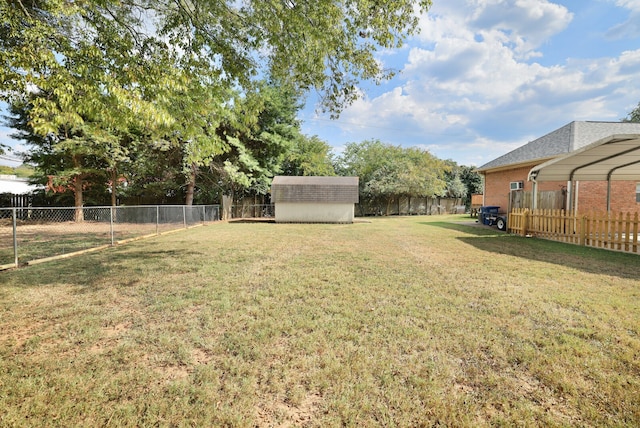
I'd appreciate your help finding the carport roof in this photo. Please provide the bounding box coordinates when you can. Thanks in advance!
[527,134,640,182]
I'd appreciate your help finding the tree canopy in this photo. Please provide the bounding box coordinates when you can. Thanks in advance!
[1,0,432,115]
[623,102,640,123]
[1,0,432,208]
[337,140,449,215]
[2,0,489,217]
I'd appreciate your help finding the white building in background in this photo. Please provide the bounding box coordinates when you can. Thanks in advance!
[0,175,40,195]
[271,176,359,223]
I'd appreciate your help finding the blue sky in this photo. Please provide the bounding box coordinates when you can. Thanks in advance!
[299,0,640,167]
[2,0,640,168]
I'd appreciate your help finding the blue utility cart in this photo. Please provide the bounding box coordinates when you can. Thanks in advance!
[480,206,507,231]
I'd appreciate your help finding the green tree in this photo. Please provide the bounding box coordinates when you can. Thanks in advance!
[402,147,448,199]
[442,160,467,200]
[158,72,231,205]
[204,83,304,202]
[623,102,640,122]
[337,139,394,214]
[338,140,447,215]
[118,139,186,204]
[2,1,178,213]
[2,0,432,120]
[443,161,483,207]
[6,99,114,216]
[281,135,336,177]
[2,0,432,208]
[459,164,484,207]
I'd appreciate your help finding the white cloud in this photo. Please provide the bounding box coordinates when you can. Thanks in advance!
[417,0,572,58]
[327,1,640,166]
[614,0,640,10]
[414,135,528,166]
[606,0,640,39]
[391,0,578,124]
[302,2,640,167]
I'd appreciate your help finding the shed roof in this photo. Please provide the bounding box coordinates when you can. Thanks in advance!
[528,134,640,182]
[271,176,359,203]
[477,121,640,172]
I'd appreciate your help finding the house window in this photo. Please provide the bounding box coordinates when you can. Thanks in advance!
[510,181,524,191]
[637,183,640,203]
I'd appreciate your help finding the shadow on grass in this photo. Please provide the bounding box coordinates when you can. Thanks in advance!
[424,221,640,281]
[419,220,502,237]
[1,248,204,289]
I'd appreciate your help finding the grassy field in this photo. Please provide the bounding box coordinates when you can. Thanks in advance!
[1,215,639,426]
[0,221,187,267]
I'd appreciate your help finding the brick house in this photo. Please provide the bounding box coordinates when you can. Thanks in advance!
[476,121,640,215]
[270,176,359,223]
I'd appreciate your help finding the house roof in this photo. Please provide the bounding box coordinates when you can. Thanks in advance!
[271,176,359,203]
[477,121,640,172]
[528,134,640,182]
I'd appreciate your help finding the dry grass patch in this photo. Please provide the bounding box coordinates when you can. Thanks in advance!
[1,215,639,426]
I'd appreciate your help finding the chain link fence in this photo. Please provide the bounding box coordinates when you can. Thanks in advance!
[0,205,220,269]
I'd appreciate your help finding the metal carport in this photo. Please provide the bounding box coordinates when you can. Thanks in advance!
[527,134,640,212]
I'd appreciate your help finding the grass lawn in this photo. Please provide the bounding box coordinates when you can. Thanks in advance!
[1,215,639,426]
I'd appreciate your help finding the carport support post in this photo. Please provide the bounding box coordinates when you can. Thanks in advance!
[574,181,580,215]
[12,208,18,268]
[606,178,612,213]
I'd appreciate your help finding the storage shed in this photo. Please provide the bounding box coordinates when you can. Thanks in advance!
[271,176,359,223]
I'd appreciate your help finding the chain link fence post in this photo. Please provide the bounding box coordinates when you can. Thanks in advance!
[110,206,115,246]
[183,206,187,228]
[12,208,18,268]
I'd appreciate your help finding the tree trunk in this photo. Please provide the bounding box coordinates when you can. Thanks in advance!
[110,168,117,207]
[74,176,84,223]
[185,163,197,206]
[72,154,84,222]
[222,195,233,220]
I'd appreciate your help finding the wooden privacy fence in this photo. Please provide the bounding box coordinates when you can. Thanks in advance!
[509,190,565,211]
[508,209,639,254]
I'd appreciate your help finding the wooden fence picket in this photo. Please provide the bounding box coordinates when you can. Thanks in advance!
[633,212,639,253]
[506,208,639,255]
